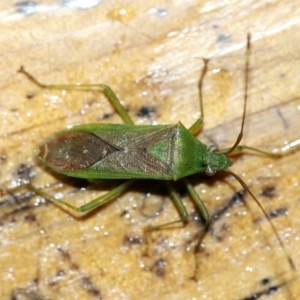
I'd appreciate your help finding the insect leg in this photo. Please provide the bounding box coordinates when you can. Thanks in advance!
[100,85,134,124]
[183,177,210,280]
[143,179,209,277]
[18,67,138,211]
[223,140,300,157]
[182,178,209,252]
[143,181,188,255]
[165,181,189,222]
[143,179,207,239]
[222,145,280,156]
[18,67,134,125]
[145,181,189,232]
[30,179,136,214]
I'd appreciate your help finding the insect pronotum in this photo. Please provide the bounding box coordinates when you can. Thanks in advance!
[18,34,295,273]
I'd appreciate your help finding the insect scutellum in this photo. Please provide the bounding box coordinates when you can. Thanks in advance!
[17,33,295,275]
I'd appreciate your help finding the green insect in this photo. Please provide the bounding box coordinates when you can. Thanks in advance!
[18,34,294,272]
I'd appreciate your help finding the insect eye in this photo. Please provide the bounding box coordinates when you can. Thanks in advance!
[208,144,218,152]
[206,165,216,176]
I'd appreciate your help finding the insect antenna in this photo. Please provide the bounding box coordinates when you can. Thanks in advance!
[220,33,295,271]
[226,169,295,271]
[223,33,250,155]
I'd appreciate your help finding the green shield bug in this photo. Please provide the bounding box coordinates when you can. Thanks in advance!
[18,34,295,274]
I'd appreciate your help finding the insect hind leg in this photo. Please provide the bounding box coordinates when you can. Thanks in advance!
[18,66,134,125]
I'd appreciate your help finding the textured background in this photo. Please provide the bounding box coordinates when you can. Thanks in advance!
[1,0,300,299]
